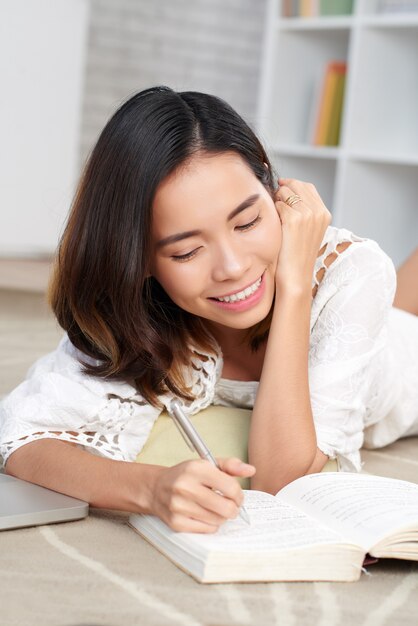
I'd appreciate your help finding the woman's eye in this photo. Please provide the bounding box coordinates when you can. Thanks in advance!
[170,216,261,262]
[171,248,200,262]
[236,215,262,231]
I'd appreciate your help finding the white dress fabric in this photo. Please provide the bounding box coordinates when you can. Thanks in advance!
[1,226,417,472]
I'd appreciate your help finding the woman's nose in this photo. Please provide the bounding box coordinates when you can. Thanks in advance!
[211,241,250,282]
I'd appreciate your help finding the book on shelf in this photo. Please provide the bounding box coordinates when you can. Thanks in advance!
[129,472,418,584]
[309,61,346,146]
[282,0,354,18]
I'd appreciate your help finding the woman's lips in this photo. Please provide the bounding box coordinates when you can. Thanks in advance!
[208,271,266,312]
[210,274,263,300]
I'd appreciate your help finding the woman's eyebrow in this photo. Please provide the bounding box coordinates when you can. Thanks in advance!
[156,193,260,249]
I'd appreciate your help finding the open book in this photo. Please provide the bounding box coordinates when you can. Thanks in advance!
[129,472,418,583]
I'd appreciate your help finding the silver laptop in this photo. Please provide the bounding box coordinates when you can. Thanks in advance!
[0,472,88,530]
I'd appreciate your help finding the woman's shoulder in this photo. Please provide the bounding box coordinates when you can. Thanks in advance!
[310,226,397,333]
[314,225,396,288]
[318,225,388,260]
[6,334,140,403]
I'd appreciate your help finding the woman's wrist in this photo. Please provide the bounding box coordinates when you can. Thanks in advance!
[122,461,165,515]
[274,279,313,304]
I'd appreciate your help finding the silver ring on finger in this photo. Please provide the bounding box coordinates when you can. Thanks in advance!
[285,194,302,207]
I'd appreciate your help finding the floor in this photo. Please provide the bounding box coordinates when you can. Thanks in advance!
[0,289,63,397]
[0,257,51,293]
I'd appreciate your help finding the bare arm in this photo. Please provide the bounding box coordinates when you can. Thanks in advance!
[249,288,327,493]
[249,178,331,493]
[394,247,418,315]
[5,439,160,513]
[5,438,255,532]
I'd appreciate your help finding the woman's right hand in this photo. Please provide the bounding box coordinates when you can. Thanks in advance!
[274,178,332,294]
[149,457,256,533]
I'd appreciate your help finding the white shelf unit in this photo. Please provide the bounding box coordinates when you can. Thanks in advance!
[257,0,418,267]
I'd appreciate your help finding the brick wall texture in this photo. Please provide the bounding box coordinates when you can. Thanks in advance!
[79,0,267,164]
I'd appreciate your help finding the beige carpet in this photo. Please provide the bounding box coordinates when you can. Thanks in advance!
[1,288,418,626]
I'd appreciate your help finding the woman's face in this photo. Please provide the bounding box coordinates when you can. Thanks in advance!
[150,152,282,335]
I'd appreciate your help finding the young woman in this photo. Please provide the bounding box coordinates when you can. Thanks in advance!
[1,86,418,534]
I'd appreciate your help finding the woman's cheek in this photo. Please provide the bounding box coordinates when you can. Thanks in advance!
[260,217,281,257]
[167,263,203,303]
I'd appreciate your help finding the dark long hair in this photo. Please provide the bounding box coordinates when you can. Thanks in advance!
[49,86,276,407]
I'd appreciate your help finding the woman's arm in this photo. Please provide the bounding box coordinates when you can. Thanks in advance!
[248,178,331,494]
[1,340,255,532]
[394,247,418,315]
[5,438,255,532]
[249,287,328,493]
[5,438,159,511]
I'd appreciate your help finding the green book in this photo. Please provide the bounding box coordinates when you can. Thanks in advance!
[320,0,354,15]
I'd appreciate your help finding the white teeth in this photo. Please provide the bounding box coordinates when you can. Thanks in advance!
[216,276,262,303]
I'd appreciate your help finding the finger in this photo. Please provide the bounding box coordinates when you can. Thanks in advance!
[279,178,325,207]
[276,184,305,210]
[199,462,244,505]
[196,488,240,521]
[216,457,256,477]
[278,177,304,188]
[177,459,243,505]
[167,513,220,534]
[278,177,301,190]
[170,492,237,525]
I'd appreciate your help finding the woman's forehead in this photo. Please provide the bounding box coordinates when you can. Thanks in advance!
[152,152,260,230]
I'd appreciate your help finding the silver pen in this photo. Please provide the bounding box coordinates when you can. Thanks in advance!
[168,398,251,525]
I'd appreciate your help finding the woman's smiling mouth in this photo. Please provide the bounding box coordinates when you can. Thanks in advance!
[210,275,263,302]
[208,272,266,311]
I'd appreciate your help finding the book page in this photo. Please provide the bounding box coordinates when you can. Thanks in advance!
[278,473,418,550]
[177,490,346,553]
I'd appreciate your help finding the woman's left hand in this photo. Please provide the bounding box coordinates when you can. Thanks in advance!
[274,177,332,294]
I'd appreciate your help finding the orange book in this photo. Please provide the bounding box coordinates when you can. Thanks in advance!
[314,61,347,146]
[299,0,312,17]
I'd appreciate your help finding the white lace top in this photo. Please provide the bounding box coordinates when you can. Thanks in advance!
[1,226,418,472]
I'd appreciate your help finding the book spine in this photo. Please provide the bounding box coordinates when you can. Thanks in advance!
[320,0,354,15]
[284,0,299,17]
[325,69,346,146]
[299,0,312,17]
[313,63,339,145]
[311,0,320,16]
[281,0,293,17]
[306,69,324,144]
[292,0,355,17]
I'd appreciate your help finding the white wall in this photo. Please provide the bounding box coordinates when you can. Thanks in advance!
[0,0,90,257]
[80,0,266,162]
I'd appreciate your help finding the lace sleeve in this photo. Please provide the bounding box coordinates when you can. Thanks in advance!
[308,239,397,472]
[0,336,163,466]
